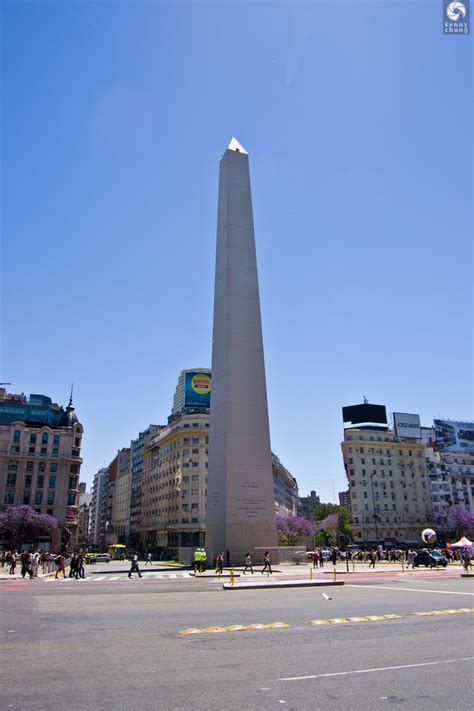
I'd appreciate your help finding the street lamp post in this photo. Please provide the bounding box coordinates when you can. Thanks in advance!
[369,474,379,544]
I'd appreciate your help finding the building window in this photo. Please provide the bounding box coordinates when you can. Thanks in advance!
[28,447,35,454]
[35,491,43,505]
[191,518,198,523]
[39,462,46,472]
[23,491,31,504]
[49,475,56,489]
[192,475,199,481]
[192,437,199,444]
[8,460,18,471]
[50,463,58,473]
[53,434,60,446]
[25,475,32,488]
[52,448,59,457]
[74,437,81,447]
[4,490,15,504]
[37,475,44,488]
[42,432,49,444]
[183,462,189,468]
[30,433,37,444]
[26,461,34,472]
[183,438,190,445]
[13,430,21,442]
[47,509,53,516]
[7,473,17,487]
[70,465,78,474]
[71,449,80,457]
[67,493,76,506]
[40,447,47,455]
[47,491,55,505]
[192,462,199,468]
[69,477,77,490]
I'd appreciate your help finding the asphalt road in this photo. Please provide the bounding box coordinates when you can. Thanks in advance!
[1,567,473,711]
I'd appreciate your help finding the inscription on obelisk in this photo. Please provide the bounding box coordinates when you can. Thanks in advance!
[206,138,278,562]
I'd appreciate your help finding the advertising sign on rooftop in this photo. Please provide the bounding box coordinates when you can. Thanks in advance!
[184,372,211,408]
[434,419,474,453]
[393,413,421,439]
[342,403,388,430]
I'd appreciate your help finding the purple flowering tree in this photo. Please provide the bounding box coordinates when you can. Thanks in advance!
[446,505,474,539]
[276,514,317,546]
[0,505,58,548]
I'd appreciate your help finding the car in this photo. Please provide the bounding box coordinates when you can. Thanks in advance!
[414,550,447,568]
[84,553,111,563]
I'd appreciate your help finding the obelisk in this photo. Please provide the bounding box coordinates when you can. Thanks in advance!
[206,138,278,563]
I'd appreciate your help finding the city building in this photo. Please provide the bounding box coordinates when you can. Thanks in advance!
[110,447,131,544]
[341,402,432,545]
[339,490,351,509]
[0,387,83,550]
[297,490,321,520]
[90,467,109,549]
[272,454,299,516]
[77,488,92,549]
[433,419,474,513]
[128,425,162,550]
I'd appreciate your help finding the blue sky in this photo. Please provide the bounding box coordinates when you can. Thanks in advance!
[2,0,472,501]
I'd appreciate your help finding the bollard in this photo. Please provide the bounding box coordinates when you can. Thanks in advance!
[310,566,313,581]
[352,560,355,574]
[401,560,405,574]
[230,566,235,586]
[333,567,336,583]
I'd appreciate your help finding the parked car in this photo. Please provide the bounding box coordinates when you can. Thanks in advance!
[414,550,447,568]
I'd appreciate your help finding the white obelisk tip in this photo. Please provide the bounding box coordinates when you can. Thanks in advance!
[227,137,248,154]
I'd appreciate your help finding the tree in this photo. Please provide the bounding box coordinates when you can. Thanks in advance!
[0,505,58,548]
[276,514,317,546]
[313,504,352,547]
[446,505,474,539]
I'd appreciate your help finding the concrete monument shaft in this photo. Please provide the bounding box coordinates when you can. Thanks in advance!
[206,138,278,563]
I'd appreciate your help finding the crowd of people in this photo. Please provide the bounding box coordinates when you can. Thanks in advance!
[0,550,88,579]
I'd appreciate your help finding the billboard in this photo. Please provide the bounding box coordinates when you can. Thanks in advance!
[184,371,212,408]
[393,412,422,439]
[434,420,474,453]
[342,403,388,430]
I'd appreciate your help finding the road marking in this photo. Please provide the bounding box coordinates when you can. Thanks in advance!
[278,656,474,681]
[179,622,291,635]
[347,584,474,596]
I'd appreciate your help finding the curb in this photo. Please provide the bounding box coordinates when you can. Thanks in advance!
[223,580,345,590]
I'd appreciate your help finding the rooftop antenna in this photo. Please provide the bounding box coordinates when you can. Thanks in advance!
[68,383,74,407]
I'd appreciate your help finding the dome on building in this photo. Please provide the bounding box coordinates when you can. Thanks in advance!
[59,395,79,427]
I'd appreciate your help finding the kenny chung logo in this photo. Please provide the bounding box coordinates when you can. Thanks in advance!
[444,0,470,33]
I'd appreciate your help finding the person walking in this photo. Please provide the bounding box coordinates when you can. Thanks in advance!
[243,552,253,574]
[75,553,85,579]
[128,553,142,579]
[262,551,272,575]
[55,554,66,578]
[368,551,376,569]
[9,552,17,575]
[331,548,338,567]
[145,552,152,566]
[215,552,224,575]
[312,550,319,569]
[318,549,324,568]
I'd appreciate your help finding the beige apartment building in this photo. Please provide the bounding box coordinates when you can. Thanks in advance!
[141,412,209,552]
[0,389,83,550]
[342,428,432,546]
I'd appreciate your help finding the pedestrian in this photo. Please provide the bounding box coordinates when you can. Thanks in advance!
[55,554,66,578]
[368,551,376,569]
[462,548,471,572]
[21,551,30,579]
[145,552,152,566]
[128,553,142,579]
[312,550,319,569]
[215,552,224,574]
[200,547,207,573]
[193,548,200,574]
[243,552,253,574]
[9,551,17,575]
[331,548,338,566]
[262,551,272,575]
[319,549,324,568]
[75,553,85,579]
